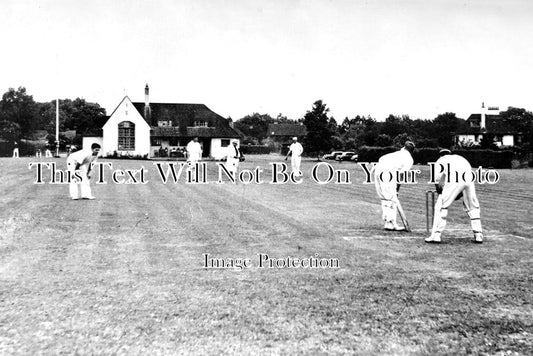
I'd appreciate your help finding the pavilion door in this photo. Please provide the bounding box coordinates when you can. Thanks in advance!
[201,139,211,157]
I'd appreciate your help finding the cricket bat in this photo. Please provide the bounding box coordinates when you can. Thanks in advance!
[395,199,411,232]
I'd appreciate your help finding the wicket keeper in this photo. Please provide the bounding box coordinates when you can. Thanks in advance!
[374,141,415,231]
[425,149,483,243]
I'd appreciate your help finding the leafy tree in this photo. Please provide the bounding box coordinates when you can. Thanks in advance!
[499,107,533,151]
[327,117,338,136]
[375,134,393,147]
[432,112,463,148]
[358,116,380,146]
[39,98,106,136]
[339,117,351,135]
[0,87,39,137]
[382,114,411,138]
[0,120,21,141]
[392,133,412,148]
[275,113,296,124]
[340,115,374,149]
[302,100,334,157]
[234,113,275,144]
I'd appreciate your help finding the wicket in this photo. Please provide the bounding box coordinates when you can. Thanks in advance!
[425,190,437,233]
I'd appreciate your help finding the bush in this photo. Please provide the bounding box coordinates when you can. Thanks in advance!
[414,148,440,165]
[454,149,514,169]
[358,146,516,169]
[0,140,47,157]
[240,145,271,155]
[357,146,397,163]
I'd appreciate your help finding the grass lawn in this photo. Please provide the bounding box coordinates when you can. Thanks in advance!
[0,155,532,355]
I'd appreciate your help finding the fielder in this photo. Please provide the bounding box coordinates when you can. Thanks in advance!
[186,137,202,163]
[66,143,100,200]
[426,149,483,243]
[12,141,19,158]
[285,137,303,177]
[374,141,415,231]
[225,140,244,180]
[186,137,203,179]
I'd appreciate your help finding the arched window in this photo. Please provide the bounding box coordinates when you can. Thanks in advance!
[118,121,135,150]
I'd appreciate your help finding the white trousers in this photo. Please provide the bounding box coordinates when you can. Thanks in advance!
[12,148,19,158]
[67,162,92,199]
[431,182,482,235]
[291,155,302,176]
[225,157,239,180]
[374,166,399,224]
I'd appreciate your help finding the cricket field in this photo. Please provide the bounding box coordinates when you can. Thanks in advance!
[0,156,532,355]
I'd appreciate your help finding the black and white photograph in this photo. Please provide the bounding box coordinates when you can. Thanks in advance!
[1,0,532,354]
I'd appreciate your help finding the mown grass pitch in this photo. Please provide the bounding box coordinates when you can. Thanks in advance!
[0,156,532,354]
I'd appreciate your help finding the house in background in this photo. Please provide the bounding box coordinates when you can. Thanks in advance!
[455,103,522,148]
[266,123,307,153]
[101,85,241,158]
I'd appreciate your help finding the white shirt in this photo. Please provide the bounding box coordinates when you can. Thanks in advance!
[226,145,241,159]
[289,142,303,156]
[186,141,202,160]
[434,154,472,184]
[67,149,98,168]
[377,148,413,172]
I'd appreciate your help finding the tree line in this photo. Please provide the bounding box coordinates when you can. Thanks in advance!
[0,87,106,148]
[1,87,531,155]
[237,100,533,156]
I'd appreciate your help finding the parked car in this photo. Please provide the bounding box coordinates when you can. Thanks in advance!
[336,152,357,161]
[322,151,344,160]
[350,154,359,162]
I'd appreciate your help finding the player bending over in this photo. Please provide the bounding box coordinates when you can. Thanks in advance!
[374,141,415,231]
[426,149,483,244]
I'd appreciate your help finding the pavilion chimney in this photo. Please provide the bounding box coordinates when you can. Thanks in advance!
[480,102,486,130]
[144,84,151,121]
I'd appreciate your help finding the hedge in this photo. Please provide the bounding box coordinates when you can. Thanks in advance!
[0,140,48,157]
[240,145,271,155]
[358,146,516,169]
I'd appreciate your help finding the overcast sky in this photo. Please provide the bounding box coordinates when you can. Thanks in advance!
[2,0,532,122]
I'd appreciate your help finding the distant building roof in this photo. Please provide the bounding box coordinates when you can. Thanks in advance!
[457,114,521,135]
[267,123,307,137]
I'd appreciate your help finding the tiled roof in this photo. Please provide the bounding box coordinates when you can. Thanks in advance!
[187,126,240,138]
[267,124,307,137]
[150,127,182,137]
[133,102,225,124]
[133,102,241,138]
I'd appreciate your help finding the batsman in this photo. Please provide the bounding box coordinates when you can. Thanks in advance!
[425,149,483,243]
[374,141,415,231]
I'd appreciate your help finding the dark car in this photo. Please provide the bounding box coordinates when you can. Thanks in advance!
[336,152,357,161]
[322,151,344,160]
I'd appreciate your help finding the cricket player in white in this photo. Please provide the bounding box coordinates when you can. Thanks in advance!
[374,141,415,230]
[186,137,202,164]
[225,140,243,180]
[66,143,100,200]
[426,149,483,243]
[186,137,202,179]
[285,137,303,177]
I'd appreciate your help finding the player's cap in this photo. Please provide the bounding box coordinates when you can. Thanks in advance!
[292,136,298,140]
[404,141,415,152]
